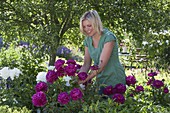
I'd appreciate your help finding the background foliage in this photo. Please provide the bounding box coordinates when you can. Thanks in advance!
[0,0,169,112]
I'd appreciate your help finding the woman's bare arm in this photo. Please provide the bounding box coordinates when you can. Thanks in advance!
[79,41,115,84]
[79,47,92,73]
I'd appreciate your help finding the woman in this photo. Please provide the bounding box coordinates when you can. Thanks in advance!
[78,10,126,94]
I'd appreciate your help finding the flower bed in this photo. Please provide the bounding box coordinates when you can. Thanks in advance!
[31,59,170,112]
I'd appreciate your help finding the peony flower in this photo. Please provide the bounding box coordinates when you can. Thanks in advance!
[65,64,77,76]
[54,59,65,70]
[0,67,10,79]
[32,91,47,107]
[36,72,47,83]
[70,88,83,101]
[66,59,76,65]
[135,85,144,92]
[76,64,82,70]
[148,72,157,77]
[152,80,164,89]
[47,66,55,70]
[126,75,136,86]
[114,83,126,94]
[9,68,22,80]
[35,82,48,92]
[56,66,65,77]
[103,85,114,95]
[163,87,169,94]
[78,72,88,81]
[90,65,99,70]
[46,70,58,84]
[57,92,70,105]
[112,93,125,104]
[79,84,85,90]
[147,78,153,85]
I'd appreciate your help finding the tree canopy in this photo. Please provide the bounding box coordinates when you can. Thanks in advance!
[0,0,169,65]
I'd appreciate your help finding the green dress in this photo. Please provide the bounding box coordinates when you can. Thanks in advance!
[84,28,126,87]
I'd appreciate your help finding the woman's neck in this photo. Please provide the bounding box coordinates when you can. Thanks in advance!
[92,32,101,39]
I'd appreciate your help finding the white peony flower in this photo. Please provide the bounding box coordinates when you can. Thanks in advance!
[79,84,85,90]
[47,66,55,70]
[36,72,47,83]
[63,75,72,86]
[9,68,22,80]
[0,67,10,79]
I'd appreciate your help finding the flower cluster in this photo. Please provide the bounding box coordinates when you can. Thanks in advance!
[0,67,22,80]
[103,83,126,104]
[147,72,169,93]
[124,71,169,105]
[32,59,85,107]
[56,46,72,59]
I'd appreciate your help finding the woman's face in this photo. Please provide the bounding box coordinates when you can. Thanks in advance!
[82,19,96,37]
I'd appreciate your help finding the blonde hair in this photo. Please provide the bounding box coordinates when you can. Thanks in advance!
[80,10,103,36]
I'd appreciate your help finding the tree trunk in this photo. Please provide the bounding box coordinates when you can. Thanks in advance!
[49,51,56,66]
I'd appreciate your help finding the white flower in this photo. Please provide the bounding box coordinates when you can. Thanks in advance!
[36,72,47,83]
[9,68,22,80]
[142,41,148,46]
[0,67,10,79]
[47,66,55,70]
[79,84,85,90]
[166,40,169,44]
[63,75,72,86]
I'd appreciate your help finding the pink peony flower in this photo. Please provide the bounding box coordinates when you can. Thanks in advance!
[57,92,70,105]
[32,91,47,107]
[35,82,48,92]
[114,83,126,94]
[135,85,144,92]
[163,87,169,94]
[70,88,83,101]
[112,93,125,104]
[126,75,136,86]
[66,59,76,65]
[148,72,157,77]
[152,80,164,89]
[90,65,99,70]
[65,64,77,76]
[103,85,114,95]
[46,70,58,84]
[78,72,88,81]
[54,59,65,70]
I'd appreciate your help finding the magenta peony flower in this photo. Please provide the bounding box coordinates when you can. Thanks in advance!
[163,87,169,94]
[147,78,153,85]
[114,83,126,94]
[126,75,136,86]
[152,80,164,89]
[66,59,76,65]
[56,67,65,77]
[129,93,134,97]
[32,91,47,107]
[46,70,58,84]
[103,85,114,95]
[54,59,65,70]
[112,93,125,104]
[57,92,70,105]
[135,85,144,92]
[76,64,82,70]
[70,88,83,101]
[90,65,99,70]
[65,64,77,76]
[35,82,48,92]
[148,72,157,77]
[78,72,88,81]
